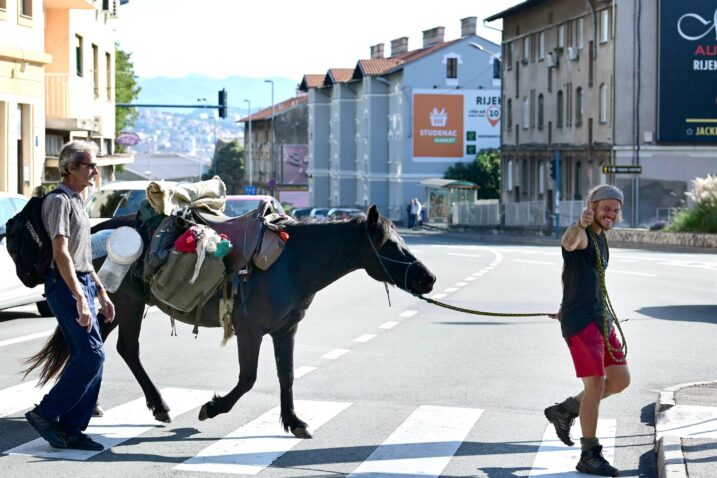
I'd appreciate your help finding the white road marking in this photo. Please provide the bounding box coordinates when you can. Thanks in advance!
[444,287,458,293]
[455,282,468,287]
[529,419,616,476]
[0,329,53,348]
[656,405,717,439]
[399,310,418,318]
[514,259,558,266]
[472,272,485,277]
[321,348,350,360]
[346,405,483,477]
[430,293,447,299]
[175,400,351,475]
[0,380,52,418]
[379,321,399,329]
[5,387,213,460]
[446,253,482,258]
[354,334,377,343]
[294,366,317,379]
[608,269,657,277]
[464,277,477,281]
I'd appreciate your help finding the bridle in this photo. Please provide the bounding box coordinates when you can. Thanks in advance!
[365,222,422,305]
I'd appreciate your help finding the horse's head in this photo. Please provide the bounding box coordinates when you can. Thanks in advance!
[362,205,436,295]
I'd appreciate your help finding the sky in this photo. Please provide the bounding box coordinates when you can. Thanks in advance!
[114,0,523,82]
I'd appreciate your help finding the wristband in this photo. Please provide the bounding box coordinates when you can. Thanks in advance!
[96,284,104,292]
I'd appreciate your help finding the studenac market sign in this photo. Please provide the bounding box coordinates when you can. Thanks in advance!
[658,0,717,143]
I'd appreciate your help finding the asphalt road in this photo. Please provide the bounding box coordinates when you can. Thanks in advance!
[0,232,715,477]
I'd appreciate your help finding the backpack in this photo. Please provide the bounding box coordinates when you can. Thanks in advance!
[5,189,68,288]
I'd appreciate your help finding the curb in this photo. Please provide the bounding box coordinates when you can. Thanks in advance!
[654,380,717,478]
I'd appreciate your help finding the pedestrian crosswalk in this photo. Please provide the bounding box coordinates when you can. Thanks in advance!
[0,384,621,476]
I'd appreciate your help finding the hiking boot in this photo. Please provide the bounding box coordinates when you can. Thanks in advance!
[64,433,104,451]
[25,408,67,449]
[544,402,577,446]
[576,444,619,476]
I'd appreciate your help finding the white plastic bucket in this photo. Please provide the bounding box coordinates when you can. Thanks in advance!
[97,226,143,293]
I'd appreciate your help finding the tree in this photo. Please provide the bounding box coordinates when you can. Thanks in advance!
[208,140,244,193]
[444,149,501,199]
[115,45,141,145]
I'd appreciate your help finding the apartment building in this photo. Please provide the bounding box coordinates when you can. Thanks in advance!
[486,0,717,226]
[0,0,50,195]
[301,18,501,223]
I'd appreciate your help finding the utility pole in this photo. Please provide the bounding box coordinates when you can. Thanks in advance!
[264,79,275,196]
[243,99,252,188]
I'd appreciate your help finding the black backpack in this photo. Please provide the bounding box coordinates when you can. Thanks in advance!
[5,189,68,288]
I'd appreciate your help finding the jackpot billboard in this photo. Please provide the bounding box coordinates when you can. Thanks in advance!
[659,0,717,143]
[412,89,500,161]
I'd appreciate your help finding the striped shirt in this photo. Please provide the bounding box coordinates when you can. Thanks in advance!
[41,183,93,272]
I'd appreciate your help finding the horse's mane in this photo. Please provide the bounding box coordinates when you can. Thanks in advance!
[285,215,392,247]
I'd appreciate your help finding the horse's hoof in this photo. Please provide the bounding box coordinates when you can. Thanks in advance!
[291,427,313,439]
[92,403,104,417]
[198,404,209,421]
[154,410,172,423]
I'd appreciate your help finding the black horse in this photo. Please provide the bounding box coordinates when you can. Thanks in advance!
[25,206,435,438]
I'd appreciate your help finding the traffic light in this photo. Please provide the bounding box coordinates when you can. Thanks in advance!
[549,159,556,180]
[218,88,228,119]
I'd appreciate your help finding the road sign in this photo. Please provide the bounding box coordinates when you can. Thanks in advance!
[602,165,642,174]
[244,185,256,195]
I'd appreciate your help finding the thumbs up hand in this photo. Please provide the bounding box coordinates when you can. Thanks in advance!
[579,199,594,228]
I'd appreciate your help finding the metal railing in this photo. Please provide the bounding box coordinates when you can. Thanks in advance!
[504,200,547,226]
[452,201,500,226]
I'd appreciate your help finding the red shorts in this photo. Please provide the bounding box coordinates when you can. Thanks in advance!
[567,322,627,377]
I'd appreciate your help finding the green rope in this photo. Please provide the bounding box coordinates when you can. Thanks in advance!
[587,228,628,362]
[416,295,553,317]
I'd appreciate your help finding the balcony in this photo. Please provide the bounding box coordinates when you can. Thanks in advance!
[45,73,113,133]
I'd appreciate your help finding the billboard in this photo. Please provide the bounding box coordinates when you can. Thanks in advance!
[281,144,309,186]
[659,0,717,143]
[412,89,500,161]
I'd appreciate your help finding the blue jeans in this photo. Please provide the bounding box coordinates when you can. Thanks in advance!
[37,270,105,436]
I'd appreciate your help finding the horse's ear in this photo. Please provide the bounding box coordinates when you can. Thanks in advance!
[367,205,379,228]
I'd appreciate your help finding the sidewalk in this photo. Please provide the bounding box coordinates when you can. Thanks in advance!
[654,381,717,478]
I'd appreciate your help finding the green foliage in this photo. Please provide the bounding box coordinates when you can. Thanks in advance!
[667,175,717,233]
[444,149,501,199]
[115,45,141,149]
[208,141,244,193]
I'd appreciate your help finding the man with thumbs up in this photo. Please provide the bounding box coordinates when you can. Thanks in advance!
[544,184,630,477]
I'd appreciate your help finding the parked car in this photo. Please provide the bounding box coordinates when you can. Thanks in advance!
[309,208,330,222]
[223,195,286,218]
[290,207,312,220]
[0,192,53,315]
[327,208,367,221]
[85,180,177,225]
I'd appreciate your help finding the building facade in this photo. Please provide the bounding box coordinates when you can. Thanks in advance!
[487,0,717,227]
[302,18,502,223]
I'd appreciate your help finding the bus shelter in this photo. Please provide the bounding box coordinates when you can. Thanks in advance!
[419,178,478,223]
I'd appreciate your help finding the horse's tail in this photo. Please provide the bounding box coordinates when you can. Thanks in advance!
[22,326,69,386]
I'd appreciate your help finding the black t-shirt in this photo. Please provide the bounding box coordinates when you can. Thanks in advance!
[560,230,609,338]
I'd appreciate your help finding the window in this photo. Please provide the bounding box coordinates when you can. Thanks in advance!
[507,99,513,130]
[538,94,544,129]
[493,58,501,79]
[556,90,564,128]
[20,0,32,17]
[538,31,545,60]
[577,18,584,49]
[575,162,583,199]
[446,57,458,79]
[523,96,529,130]
[92,44,99,97]
[75,35,83,77]
[600,9,609,43]
[530,90,536,129]
[539,162,545,194]
[523,35,531,62]
[507,160,513,191]
[575,87,583,126]
[599,83,608,123]
[558,24,566,48]
[106,52,112,100]
[506,42,513,68]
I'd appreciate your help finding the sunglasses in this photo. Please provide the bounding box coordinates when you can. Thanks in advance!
[77,161,98,170]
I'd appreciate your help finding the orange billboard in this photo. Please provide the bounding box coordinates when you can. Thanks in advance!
[413,94,464,157]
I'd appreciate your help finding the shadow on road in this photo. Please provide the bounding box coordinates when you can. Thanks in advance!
[637,305,717,325]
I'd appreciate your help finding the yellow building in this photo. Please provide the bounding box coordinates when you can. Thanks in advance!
[1,0,131,197]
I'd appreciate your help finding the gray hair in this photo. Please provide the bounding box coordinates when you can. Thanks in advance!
[58,140,98,177]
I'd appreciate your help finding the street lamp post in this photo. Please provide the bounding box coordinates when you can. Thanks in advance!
[264,79,275,196]
[243,99,253,187]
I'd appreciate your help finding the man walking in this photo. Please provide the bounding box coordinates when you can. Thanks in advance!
[544,184,630,477]
[25,140,115,451]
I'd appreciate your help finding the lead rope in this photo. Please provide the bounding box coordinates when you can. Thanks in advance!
[588,229,628,362]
